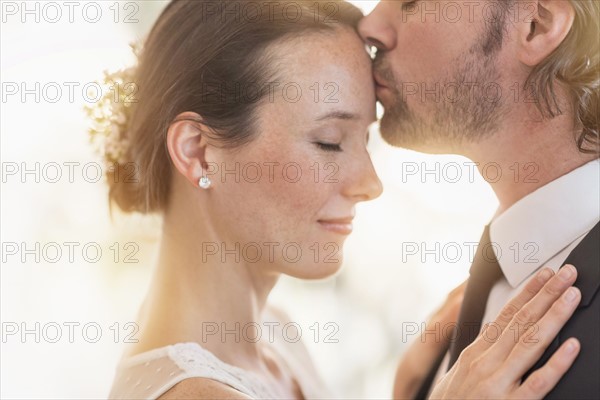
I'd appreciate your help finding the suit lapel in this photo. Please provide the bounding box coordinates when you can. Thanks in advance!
[562,222,600,308]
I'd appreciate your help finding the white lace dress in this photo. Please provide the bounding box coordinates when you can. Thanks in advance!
[108,331,333,399]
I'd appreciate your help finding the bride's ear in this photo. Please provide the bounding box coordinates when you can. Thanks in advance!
[166,111,213,188]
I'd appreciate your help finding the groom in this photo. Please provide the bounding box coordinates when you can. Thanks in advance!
[358,0,599,398]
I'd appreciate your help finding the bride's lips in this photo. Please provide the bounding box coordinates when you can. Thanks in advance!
[318,218,354,235]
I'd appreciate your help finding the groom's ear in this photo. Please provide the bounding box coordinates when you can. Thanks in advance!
[516,0,575,67]
[166,111,213,188]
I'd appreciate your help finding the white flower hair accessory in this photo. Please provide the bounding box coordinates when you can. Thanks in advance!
[85,41,142,170]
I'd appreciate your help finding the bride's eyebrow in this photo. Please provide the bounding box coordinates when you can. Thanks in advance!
[315,111,359,122]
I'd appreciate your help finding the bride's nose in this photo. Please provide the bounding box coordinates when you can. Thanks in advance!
[343,153,383,202]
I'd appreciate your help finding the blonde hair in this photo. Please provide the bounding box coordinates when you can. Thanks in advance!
[524,0,599,153]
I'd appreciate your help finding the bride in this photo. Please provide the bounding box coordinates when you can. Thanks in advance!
[100,1,581,398]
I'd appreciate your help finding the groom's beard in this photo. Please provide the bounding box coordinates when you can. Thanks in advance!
[376,34,508,154]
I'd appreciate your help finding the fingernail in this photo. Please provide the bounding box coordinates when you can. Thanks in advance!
[537,268,553,282]
[565,339,578,354]
[563,287,578,302]
[558,265,574,281]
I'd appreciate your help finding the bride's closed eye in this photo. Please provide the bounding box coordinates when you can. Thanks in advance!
[315,142,342,152]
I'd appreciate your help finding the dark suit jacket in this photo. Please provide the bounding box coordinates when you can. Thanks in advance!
[415,223,600,399]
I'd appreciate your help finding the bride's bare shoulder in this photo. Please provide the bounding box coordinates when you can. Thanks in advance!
[158,377,252,400]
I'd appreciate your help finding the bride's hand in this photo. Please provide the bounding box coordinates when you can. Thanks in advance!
[430,265,581,399]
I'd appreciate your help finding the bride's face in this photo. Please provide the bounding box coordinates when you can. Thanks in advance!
[207,28,382,279]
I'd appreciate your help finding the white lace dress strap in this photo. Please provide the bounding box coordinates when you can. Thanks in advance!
[109,342,278,399]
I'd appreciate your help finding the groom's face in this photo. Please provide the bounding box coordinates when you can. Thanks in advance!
[359,0,513,154]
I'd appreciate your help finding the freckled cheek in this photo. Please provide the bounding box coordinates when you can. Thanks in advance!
[218,159,329,234]
[264,162,333,220]
[245,141,331,214]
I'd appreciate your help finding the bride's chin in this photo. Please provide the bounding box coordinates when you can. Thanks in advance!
[285,259,344,280]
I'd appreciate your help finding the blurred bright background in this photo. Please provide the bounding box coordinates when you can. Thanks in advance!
[1,1,498,398]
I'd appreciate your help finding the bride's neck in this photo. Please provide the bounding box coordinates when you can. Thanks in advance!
[137,206,280,366]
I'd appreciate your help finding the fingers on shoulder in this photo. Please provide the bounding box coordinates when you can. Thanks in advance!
[158,378,253,400]
[514,338,580,399]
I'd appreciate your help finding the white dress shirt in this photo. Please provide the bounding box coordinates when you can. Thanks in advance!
[430,159,600,389]
[483,159,600,325]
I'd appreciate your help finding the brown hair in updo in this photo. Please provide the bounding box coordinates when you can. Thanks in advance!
[108,0,363,213]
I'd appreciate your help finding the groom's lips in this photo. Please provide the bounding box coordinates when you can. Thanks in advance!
[373,72,391,102]
[373,72,389,89]
[318,218,354,235]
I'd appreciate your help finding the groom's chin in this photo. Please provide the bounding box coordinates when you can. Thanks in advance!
[379,116,423,151]
[379,116,459,155]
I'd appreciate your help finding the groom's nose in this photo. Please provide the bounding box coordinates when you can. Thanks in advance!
[358,3,397,52]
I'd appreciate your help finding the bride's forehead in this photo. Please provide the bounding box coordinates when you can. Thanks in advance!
[278,45,373,99]
[270,28,367,63]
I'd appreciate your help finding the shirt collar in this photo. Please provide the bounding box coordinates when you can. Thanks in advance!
[490,159,600,288]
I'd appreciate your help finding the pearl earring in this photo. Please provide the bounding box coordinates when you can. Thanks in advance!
[199,169,211,189]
